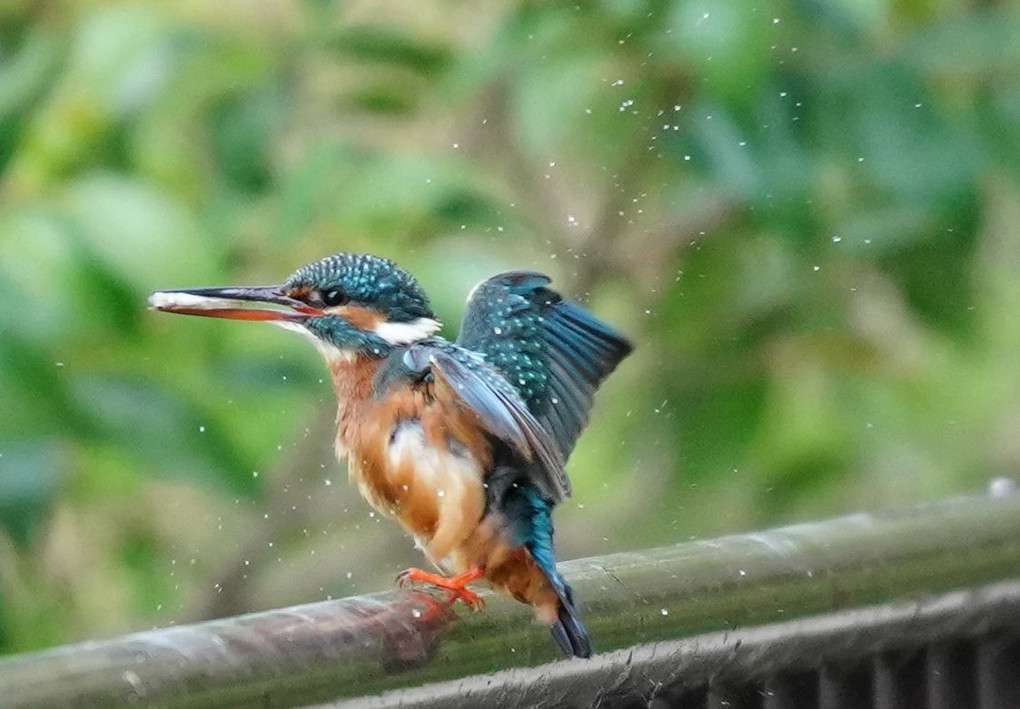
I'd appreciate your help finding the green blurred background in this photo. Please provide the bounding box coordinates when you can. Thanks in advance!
[2,0,1020,656]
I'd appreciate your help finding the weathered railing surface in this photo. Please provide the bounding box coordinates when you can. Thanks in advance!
[1,491,1019,708]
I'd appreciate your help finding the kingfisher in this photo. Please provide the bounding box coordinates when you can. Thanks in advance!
[149,252,631,658]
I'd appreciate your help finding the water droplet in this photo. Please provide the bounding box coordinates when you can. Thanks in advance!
[989,477,1018,498]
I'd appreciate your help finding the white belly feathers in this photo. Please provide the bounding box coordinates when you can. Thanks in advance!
[384,419,485,569]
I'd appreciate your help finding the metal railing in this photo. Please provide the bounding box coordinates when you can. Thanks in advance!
[1,491,1018,708]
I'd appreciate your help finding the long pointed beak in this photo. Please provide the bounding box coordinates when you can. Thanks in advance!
[148,286,319,322]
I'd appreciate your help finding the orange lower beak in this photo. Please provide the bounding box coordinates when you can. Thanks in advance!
[148,286,320,322]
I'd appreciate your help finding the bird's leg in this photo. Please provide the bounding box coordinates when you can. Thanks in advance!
[396,565,486,610]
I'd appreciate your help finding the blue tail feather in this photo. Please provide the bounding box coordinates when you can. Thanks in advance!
[548,574,592,658]
[502,481,592,658]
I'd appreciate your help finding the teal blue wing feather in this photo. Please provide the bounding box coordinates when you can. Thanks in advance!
[457,271,632,466]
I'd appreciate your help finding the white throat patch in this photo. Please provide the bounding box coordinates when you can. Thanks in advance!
[271,321,356,363]
[373,317,441,345]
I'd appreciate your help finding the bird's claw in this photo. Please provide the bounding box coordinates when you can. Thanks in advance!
[394,568,416,588]
[441,586,486,610]
[395,567,486,611]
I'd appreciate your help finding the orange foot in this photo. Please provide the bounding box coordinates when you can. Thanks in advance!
[396,566,486,611]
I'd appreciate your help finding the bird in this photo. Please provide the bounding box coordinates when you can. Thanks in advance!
[149,252,632,658]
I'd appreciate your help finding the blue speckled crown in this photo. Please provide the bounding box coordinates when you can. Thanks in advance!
[285,253,434,322]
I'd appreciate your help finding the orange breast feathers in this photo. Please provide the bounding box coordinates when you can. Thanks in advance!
[330,357,492,572]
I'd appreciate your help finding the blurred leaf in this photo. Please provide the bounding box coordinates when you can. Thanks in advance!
[62,173,219,290]
[326,27,451,74]
[0,209,82,343]
[687,103,760,199]
[903,11,1020,80]
[0,32,62,170]
[343,86,417,115]
[130,38,275,196]
[978,86,1020,180]
[677,378,768,482]
[881,219,979,335]
[327,152,501,237]
[664,0,773,100]
[320,27,452,118]
[66,6,170,118]
[813,63,981,202]
[0,336,93,441]
[0,442,61,547]
[275,140,361,241]
[5,6,172,188]
[207,88,284,195]
[72,377,256,497]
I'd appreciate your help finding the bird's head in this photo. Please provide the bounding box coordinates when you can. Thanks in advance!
[149,253,440,361]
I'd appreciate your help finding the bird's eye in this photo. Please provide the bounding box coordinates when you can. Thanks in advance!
[321,289,348,307]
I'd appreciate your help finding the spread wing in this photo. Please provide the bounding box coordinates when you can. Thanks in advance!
[456,271,633,467]
[402,341,569,502]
